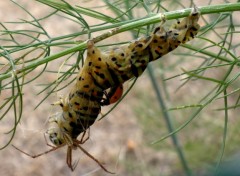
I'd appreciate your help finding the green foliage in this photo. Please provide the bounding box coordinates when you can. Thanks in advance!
[1,0,240,175]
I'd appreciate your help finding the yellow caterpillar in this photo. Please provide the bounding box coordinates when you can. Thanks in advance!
[14,7,200,173]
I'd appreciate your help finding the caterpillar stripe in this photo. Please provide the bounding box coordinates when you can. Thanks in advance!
[14,7,200,173]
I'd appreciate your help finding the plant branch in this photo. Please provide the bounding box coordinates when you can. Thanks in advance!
[0,3,240,81]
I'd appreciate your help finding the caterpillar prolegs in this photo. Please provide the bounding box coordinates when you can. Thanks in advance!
[14,7,200,173]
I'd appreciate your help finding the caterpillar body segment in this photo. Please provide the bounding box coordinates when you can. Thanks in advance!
[89,7,200,89]
[49,57,106,146]
[171,7,200,43]
[34,63,113,172]
[14,7,200,173]
[149,7,200,61]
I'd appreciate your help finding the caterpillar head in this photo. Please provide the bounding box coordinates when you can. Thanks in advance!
[48,126,65,146]
[47,113,74,146]
[48,127,75,147]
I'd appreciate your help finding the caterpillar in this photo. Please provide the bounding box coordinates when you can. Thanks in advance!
[91,7,200,106]
[13,7,200,173]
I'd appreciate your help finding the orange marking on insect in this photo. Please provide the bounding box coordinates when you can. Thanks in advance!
[101,84,124,106]
[109,84,123,104]
[92,90,98,97]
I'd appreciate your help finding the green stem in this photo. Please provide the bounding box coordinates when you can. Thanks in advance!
[147,65,192,176]
[37,0,119,23]
[1,3,240,81]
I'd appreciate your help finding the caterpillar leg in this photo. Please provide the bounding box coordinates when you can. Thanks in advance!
[182,5,200,43]
[100,84,123,106]
[86,39,102,59]
[152,13,166,34]
[51,96,69,111]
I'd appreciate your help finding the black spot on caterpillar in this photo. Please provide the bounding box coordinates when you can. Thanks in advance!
[14,7,200,173]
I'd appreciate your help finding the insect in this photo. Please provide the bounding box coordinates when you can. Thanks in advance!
[13,6,200,173]
[89,6,200,103]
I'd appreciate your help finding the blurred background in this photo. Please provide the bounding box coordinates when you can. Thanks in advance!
[1,0,240,176]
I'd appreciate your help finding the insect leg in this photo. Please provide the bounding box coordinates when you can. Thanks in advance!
[12,143,65,158]
[74,140,115,174]
[67,146,79,171]
[51,97,68,111]
[79,128,90,144]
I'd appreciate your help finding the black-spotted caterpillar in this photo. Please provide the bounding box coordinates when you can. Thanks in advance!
[14,7,200,173]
